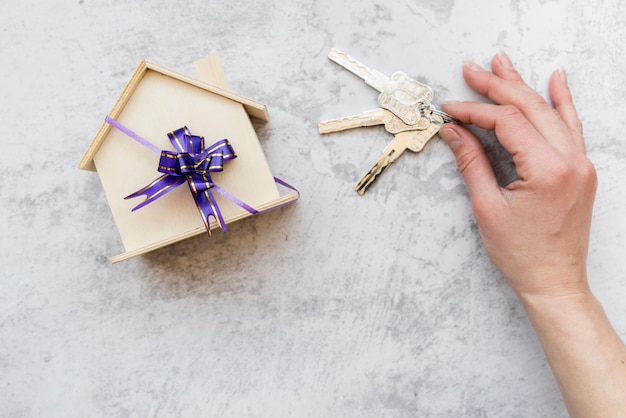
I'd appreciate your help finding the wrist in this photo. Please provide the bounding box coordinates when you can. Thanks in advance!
[515,266,594,325]
[519,286,597,328]
[506,262,590,303]
[518,283,622,375]
[514,268,599,345]
[520,285,626,417]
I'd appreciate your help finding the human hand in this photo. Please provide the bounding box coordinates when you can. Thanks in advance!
[438,52,597,301]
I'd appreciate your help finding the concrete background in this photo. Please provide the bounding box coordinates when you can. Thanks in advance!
[1,1,625,416]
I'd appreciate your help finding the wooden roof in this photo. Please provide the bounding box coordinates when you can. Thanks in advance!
[78,59,269,171]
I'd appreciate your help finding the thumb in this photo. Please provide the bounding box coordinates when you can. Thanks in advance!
[439,124,501,203]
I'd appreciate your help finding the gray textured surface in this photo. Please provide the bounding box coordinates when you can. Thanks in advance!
[1,1,625,417]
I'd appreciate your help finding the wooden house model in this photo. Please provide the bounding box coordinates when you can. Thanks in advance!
[79,56,298,263]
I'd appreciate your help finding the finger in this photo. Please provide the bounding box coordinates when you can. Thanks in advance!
[491,51,523,82]
[549,69,586,153]
[442,100,542,157]
[439,123,502,208]
[462,59,575,152]
[462,60,544,111]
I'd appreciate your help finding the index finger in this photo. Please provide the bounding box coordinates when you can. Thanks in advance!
[442,100,543,158]
[442,100,549,184]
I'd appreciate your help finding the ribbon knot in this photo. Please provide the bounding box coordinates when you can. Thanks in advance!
[125,126,236,234]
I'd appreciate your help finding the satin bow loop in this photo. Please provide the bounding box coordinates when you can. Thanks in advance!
[124,126,236,234]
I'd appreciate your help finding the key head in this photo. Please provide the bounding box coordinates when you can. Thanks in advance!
[319,108,426,136]
[363,109,426,135]
[406,115,444,152]
[383,110,428,134]
[378,72,434,126]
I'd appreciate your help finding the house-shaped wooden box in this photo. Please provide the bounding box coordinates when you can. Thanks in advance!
[79,56,298,263]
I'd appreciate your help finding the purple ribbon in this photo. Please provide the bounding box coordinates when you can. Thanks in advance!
[105,116,300,234]
[107,117,235,233]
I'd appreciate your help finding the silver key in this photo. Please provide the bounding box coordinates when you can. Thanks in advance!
[328,48,434,126]
[355,115,443,195]
[328,47,390,92]
[318,108,430,135]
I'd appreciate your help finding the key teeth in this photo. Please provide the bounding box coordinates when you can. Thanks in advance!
[355,160,388,195]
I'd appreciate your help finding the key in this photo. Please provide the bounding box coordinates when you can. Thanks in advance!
[328,47,390,92]
[355,114,443,195]
[318,108,430,135]
[328,48,434,126]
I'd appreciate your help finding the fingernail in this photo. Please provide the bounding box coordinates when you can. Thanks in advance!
[557,68,568,85]
[441,100,460,115]
[439,126,462,152]
[464,61,484,72]
[497,51,515,71]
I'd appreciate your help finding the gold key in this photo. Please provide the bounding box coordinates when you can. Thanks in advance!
[318,108,430,135]
[355,114,444,195]
[328,48,434,126]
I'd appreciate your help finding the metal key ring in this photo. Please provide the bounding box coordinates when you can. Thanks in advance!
[419,103,459,124]
[430,108,459,124]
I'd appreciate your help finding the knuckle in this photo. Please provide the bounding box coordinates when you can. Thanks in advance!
[572,119,584,136]
[543,155,597,195]
[538,157,575,193]
[578,157,598,189]
[554,108,584,136]
[524,94,548,111]
[498,104,523,120]
[496,105,529,136]
[549,161,574,183]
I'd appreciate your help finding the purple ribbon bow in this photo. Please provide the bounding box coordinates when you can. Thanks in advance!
[125,126,236,234]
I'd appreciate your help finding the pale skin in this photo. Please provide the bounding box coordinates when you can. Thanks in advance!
[438,52,626,417]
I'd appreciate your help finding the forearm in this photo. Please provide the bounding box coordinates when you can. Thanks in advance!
[520,288,626,418]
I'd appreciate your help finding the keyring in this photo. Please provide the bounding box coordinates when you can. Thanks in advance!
[418,103,458,124]
[430,108,459,124]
